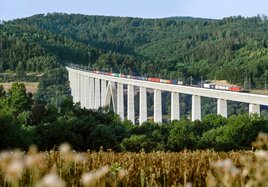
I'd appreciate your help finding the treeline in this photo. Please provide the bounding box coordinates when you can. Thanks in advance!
[0,81,267,151]
[5,13,268,88]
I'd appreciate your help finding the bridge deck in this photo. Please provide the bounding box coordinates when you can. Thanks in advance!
[66,67,268,106]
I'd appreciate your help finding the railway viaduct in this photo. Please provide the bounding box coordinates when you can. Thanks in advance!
[66,66,268,125]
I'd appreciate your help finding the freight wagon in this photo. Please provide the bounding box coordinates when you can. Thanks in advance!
[202,83,244,92]
[90,70,184,86]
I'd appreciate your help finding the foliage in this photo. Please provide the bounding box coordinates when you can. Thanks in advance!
[7,83,31,114]
[34,67,70,106]
[1,14,268,153]
[1,14,268,88]
[0,81,268,152]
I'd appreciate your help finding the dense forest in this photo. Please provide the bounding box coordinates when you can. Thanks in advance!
[1,81,268,152]
[1,13,268,87]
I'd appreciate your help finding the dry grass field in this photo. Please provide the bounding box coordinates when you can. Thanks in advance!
[0,82,39,93]
[1,133,268,187]
[0,148,250,187]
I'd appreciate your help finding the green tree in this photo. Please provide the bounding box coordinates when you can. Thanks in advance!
[167,121,197,151]
[0,85,6,98]
[7,83,30,115]
[16,61,26,77]
[120,134,154,152]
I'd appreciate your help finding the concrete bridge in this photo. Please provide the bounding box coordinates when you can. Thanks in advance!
[66,66,268,124]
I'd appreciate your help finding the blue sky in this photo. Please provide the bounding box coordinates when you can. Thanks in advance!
[1,0,268,21]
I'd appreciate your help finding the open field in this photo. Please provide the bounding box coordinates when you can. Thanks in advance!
[0,82,39,93]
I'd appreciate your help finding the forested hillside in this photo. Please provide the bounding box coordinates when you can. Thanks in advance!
[1,13,268,152]
[0,21,138,73]
[1,13,268,88]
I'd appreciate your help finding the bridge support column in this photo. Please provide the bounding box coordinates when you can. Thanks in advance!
[101,80,107,107]
[139,87,147,125]
[154,89,162,123]
[74,73,81,103]
[249,103,260,115]
[69,71,74,98]
[85,76,90,109]
[68,71,73,96]
[89,77,95,108]
[105,81,117,111]
[192,95,201,121]
[95,79,100,109]
[117,83,124,119]
[217,99,227,117]
[73,73,77,102]
[80,75,86,108]
[171,92,180,121]
[127,85,135,123]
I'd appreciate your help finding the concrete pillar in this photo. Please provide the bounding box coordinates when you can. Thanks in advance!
[171,92,180,121]
[95,78,101,109]
[80,75,85,108]
[192,95,201,121]
[69,71,74,98]
[85,76,90,109]
[89,77,95,108]
[105,81,117,112]
[67,70,71,82]
[139,87,147,125]
[74,73,80,103]
[249,103,260,115]
[68,70,72,93]
[154,89,162,123]
[79,74,82,103]
[127,84,135,123]
[217,99,227,117]
[117,83,124,119]
[101,79,107,106]
[72,73,77,102]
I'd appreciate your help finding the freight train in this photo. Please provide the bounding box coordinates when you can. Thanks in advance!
[92,70,184,85]
[91,70,244,92]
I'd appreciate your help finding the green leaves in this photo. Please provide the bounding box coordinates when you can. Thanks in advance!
[2,14,268,87]
[7,83,30,115]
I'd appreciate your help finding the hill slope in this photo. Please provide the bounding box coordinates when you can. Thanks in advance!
[1,13,268,87]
